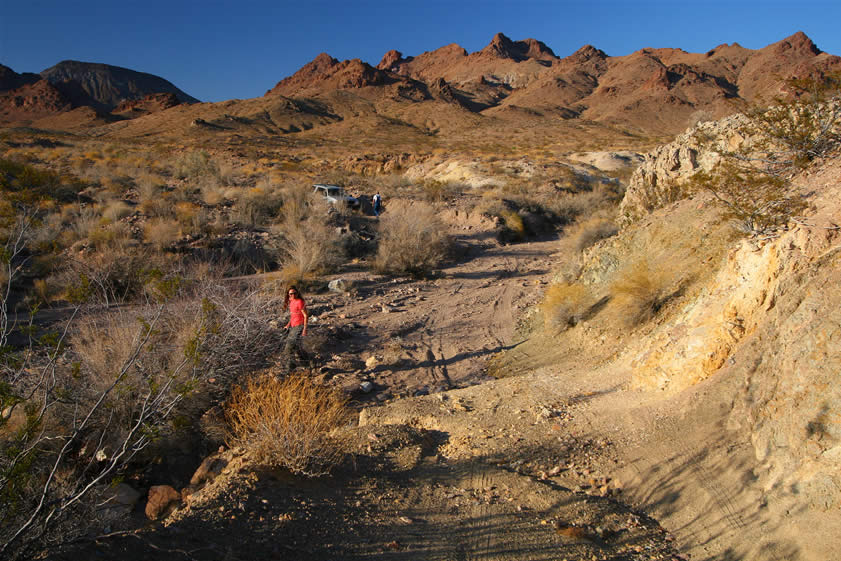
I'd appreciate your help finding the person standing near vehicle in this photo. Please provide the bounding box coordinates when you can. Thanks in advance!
[372,192,382,216]
[280,286,308,374]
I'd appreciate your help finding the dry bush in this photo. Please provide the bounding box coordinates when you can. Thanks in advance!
[541,282,591,333]
[86,221,132,251]
[101,200,133,222]
[610,260,680,326]
[232,183,284,227]
[144,218,181,250]
[68,205,101,242]
[226,374,349,476]
[499,209,526,242]
[373,199,450,277]
[569,217,619,252]
[276,217,343,279]
[137,173,165,204]
[174,150,219,180]
[201,183,226,206]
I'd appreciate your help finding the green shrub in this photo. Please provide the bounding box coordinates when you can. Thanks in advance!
[691,73,841,234]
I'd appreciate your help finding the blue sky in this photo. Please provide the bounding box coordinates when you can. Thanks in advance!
[2,0,840,102]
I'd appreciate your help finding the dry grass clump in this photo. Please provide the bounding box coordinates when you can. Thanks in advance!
[541,282,591,333]
[499,209,526,242]
[144,218,181,250]
[174,150,219,180]
[609,260,681,326]
[373,199,450,277]
[568,217,619,252]
[101,200,134,222]
[226,374,349,476]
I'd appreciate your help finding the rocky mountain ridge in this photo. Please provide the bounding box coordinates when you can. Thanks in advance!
[2,31,839,138]
[0,60,198,125]
[264,31,841,134]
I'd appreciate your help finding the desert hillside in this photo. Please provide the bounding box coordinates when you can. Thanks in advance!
[0,32,839,561]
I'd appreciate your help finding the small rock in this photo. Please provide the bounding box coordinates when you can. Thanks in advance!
[190,455,228,486]
[328,278,353,292]
[145,485,181,520]
[360,381,375,393]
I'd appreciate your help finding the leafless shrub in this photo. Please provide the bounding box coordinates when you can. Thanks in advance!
[144,218,181,250]
[0,260,285,559]
[226,374,349,476]
[373,199,450,277]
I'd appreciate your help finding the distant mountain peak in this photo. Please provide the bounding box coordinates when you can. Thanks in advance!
[39,60,199,110]
[479,33,556,61]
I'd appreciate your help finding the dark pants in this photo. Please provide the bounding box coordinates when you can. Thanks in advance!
[280,325,307,374]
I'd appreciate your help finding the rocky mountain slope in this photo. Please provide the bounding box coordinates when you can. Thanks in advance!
[265,31,841,135]
[0,60,197,125]
[2,32,839,141]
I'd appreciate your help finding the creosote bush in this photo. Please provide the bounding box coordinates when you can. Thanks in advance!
[373,199,450,277]
[226,374,349,476]
[691,73,841,234]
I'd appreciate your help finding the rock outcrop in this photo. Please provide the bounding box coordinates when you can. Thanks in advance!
[619,113,751,224]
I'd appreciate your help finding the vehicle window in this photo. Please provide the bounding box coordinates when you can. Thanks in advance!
[327,188,340,196]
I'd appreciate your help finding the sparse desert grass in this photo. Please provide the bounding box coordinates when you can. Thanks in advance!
[226,374,349,476]
[373,199,450,277]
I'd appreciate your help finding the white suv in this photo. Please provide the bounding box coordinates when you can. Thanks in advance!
[313,184,360,210]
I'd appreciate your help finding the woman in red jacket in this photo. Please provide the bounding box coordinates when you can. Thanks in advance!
[280,286,308,374]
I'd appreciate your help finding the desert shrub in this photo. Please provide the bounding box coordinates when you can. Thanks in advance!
[541,282,591,333]
[55,246,171,306]
[610,260,680,326]
[571,218,619,252]
[0,268,287,559]
[0,158,85,205]
[276,216,343,280]
[499,209,526,242]
[144,218,181,250]
[421,179,466,202]
[86,221,132,251]
[174,150,220,180]
[691,73,841,234]
[373,200,450,277]
[101,200,133,222]
[232,184,284,228]
[689,165,806,234]
[225,374,349,476]
[67,205,101,242]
